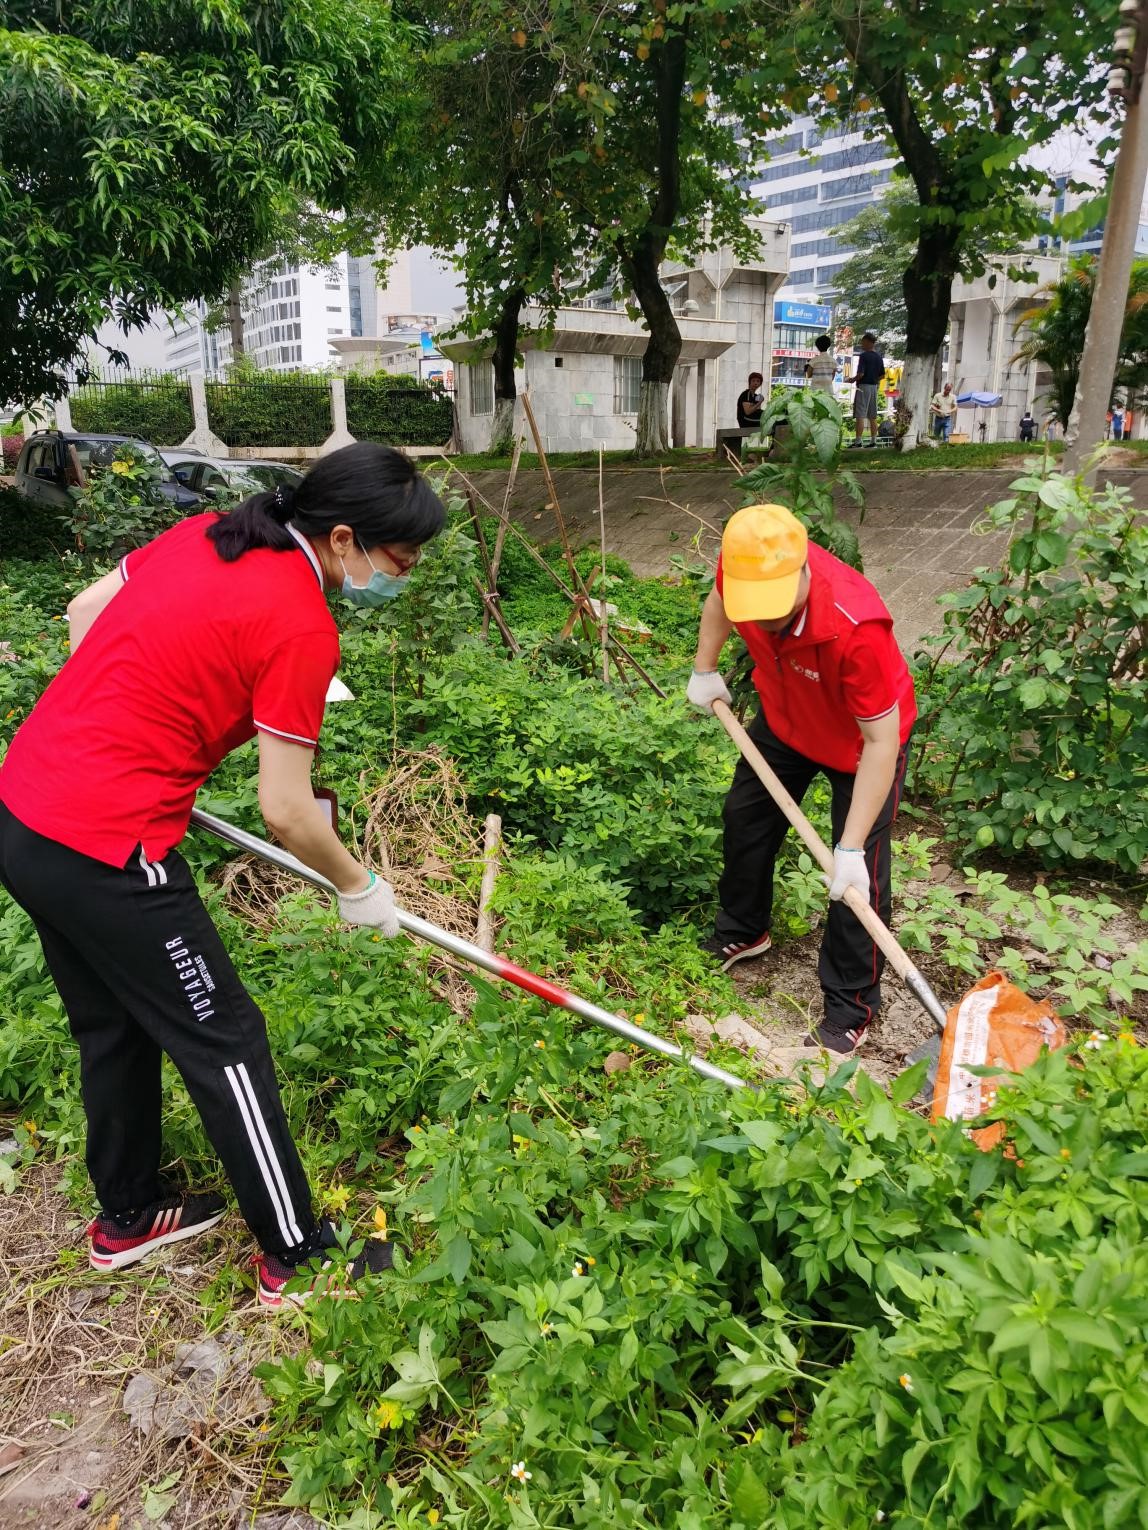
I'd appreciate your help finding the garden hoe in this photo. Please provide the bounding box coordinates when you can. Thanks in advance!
[709,701,1064,1126]
[189,807,750,1093]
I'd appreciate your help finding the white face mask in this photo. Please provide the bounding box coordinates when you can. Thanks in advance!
[338,543,411,608]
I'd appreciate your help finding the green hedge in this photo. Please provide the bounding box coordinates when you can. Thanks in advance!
[206,378,332,447]
[68,381,194,445]
[345,375,454,446]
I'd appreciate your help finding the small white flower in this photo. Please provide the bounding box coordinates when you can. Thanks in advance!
[571,1261,585,1277]
[533,1039,546,1049]
[510,1460,532,1483]
[1084,1030,1107,1050]
[875,1513,886,1524]
[898,1373,913,1393]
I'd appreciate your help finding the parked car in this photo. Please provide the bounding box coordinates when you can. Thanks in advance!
[14,432,201,512]
[160,451,303,501]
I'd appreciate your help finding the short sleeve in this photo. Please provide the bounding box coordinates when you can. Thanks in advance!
[252,633,341,749]
[840,624,901,723]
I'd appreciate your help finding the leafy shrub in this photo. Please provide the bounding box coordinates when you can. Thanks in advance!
[345,374,454,447]
[2,433,23,471]
[60,443,178,560]
[737,387,864,569]
[0,485,70,561]
[914,463,1148,872]
[0,583,72,739]
[206,375,332,447]
[68,379,194,445]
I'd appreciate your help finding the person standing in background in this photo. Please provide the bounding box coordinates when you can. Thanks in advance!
[929,383,957,442]
[846,334,884,448]
[804,336,836,394]
[737,373,765,430]
[1112,404,1125,441]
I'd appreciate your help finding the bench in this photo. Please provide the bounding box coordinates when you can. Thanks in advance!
[714,425,771,462]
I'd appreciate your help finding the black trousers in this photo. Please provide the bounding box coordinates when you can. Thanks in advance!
[0,802,316,1259]
[715,710,910,1036]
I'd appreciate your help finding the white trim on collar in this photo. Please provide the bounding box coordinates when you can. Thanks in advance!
[286,522,324,590]
[792,604,809,637]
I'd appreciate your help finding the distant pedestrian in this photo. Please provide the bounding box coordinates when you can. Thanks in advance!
[1125,410,1135,439]
[929,383,957,443]
[737,373,765,430]
[1112,405,1125,441]
[1019,410,1037,443]
[1045,419,1058,443]
[847,334,884,448]
[1106,409,1114,440]
[804,335,836,394]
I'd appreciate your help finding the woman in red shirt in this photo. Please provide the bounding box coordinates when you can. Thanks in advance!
[0,443,444,1309]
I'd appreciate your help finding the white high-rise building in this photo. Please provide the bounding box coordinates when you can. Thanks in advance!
[750,117,897,296]
[163,255,351,374]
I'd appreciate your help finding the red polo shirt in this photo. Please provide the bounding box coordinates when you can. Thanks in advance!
[716,542,915,772]
[0,514,339,867]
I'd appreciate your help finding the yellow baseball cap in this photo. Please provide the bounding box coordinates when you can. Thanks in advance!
[721,504,808,621]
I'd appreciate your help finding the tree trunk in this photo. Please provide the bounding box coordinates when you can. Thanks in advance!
[227,280,246,363]
[898,235,957,453]
[627,235,681,456]
[490,285,525,456]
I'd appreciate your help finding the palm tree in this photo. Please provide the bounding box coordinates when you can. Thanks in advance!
[1013,257,1148,425]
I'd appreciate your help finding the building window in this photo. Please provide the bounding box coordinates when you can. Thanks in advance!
[326,305,343,313]
[328,328,344,335]
[782,267,817,287]
[613,356,642,413]
[469,361,494,415]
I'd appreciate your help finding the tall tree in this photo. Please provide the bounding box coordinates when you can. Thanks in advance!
[756,0,1117,448]
[369,2,592,454]
[552,1,780,453]
[0,0,404,404]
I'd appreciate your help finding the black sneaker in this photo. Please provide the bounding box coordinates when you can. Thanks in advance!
[700,930,773,972]
[254,1222,395,1311]
[88,1192,226,1271]
[813,1017,872,1055]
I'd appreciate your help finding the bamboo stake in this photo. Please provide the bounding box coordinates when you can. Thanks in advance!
[475,813,503,953]
[598,445,609,684]
[483,434,524,639]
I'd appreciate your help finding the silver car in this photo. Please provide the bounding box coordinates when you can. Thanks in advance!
[160,452,303,501]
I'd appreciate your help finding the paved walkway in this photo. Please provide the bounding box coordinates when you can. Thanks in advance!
[468,464,1148,652]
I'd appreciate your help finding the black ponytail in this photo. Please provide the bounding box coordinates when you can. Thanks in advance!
[206,443,446,564]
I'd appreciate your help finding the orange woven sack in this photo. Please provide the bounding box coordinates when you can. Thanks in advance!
[931,970,1066,1150]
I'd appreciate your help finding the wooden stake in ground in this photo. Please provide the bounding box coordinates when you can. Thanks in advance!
[598,445,610,684]
[475,813,503,953]
[482,434,524,640]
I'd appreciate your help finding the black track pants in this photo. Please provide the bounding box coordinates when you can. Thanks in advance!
[0,802,316,1259]
[714,710,910,1036]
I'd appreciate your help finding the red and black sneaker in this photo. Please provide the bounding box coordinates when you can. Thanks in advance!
[88,1192,226,1271]
[701,930,773,972]
[254,1227,395,1312]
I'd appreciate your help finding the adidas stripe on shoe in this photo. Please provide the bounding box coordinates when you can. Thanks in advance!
[700,930,773,972]
[88,1192,226,1271]
[254,1232,395,1312]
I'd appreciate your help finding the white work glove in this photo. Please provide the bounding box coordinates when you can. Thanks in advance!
[828,845,870,903]
[338,871,399,937]
[686,669,732,711]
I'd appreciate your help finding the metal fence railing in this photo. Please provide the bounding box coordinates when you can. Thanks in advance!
[205,376,332,448]
[69,378,195,444]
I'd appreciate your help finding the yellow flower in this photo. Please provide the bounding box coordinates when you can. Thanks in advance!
[571,1261,585,1277]
[427,1513,440,1526]
[372,1206,388,1239]
[22,1119,37,1136]
[374,1399,403,1430]
[586,1256,596,1267]
[324,1182,350,1213]
[540,1322,554,1336]
[534,1039,546,1049]
[110,460,130,475]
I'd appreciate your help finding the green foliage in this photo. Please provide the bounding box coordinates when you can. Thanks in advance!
[0,0,405,403]
[68,380,194,446]
[2,434,23,471]
[915,463,1148,872]
[205,376,332,448]
[59,444,178,561]
[1012,256,1148,425]
[344,376,454,447]
[736,388,864,569]
[0,485,71,562]
[250,991,1148,1527]
[0,583,72,739]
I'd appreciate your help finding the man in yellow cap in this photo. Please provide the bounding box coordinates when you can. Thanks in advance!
[687,504,916,1057]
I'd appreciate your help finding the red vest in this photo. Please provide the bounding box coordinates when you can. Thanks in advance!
[717,543,916,773]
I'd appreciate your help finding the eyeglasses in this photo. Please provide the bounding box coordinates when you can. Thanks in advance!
[381,546,420,574]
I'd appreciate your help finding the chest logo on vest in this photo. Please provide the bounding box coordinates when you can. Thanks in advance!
[788,659,821,682]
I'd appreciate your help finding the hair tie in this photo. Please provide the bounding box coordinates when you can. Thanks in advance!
[270,483,296,524]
